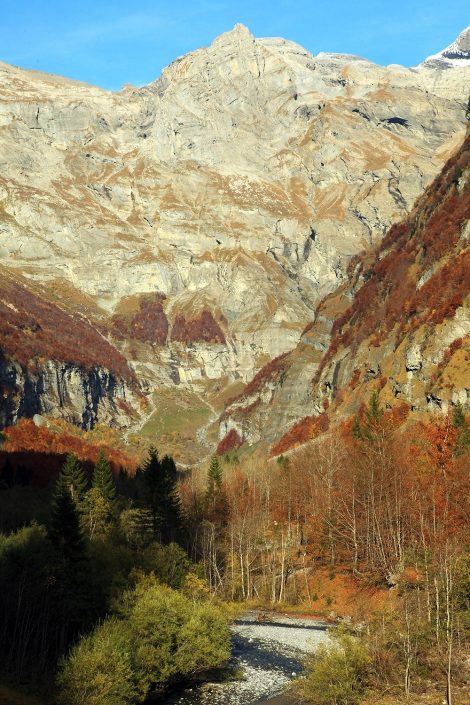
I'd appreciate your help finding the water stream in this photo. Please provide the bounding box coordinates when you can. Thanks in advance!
[163,613,330,705]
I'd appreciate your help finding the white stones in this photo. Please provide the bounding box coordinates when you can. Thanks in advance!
[405,344,423,372]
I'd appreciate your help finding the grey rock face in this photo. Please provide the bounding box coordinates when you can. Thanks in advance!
[0,356,137,430]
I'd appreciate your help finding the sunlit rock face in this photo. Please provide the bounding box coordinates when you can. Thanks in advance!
[0,24,468,397]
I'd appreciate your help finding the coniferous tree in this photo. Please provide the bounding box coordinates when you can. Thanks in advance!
[141,448,183,544]
[204,456,229,527]
[56,454,88,505]
[93,450,116,505]
[142,447,163,540]
[48,477,106,656]
[160,454,183,543]
[80,450,117,538]
[352,415,363,440]
[353,392,385,442]
[49,483,85,560]
[206,456,222,499]
[366,391,384,425]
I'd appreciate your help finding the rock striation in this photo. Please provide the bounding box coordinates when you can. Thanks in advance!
[0,355,137,430]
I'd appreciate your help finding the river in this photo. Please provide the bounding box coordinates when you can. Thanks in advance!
[163,612,330,705]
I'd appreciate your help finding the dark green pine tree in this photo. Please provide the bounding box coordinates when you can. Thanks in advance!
[353,392,385,442]
[160,454,183,543]
[48,477,104,653]
[365,391,384,427]
[48,482,85,560]
[142,446,163,539]
[56,453,88,505]
[352,415,363,440]
[206,456,222,500]
[92,449,116,505]
[142,447,183,544]
[205,455,229,526]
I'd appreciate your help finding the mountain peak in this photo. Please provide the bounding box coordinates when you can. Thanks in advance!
[421,25,470,68]
[212,23,254,45]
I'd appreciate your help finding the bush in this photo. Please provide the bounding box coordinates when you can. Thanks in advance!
[56,619,135,705]
[119,576,230,693]
[294,634,370,705]
[57,574,231,704]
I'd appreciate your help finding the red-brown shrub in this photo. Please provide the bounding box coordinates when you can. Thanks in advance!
[0,273,135,382]
[216,428,243,455]
[112,293,168,345]
[171,309,225,344]
[270,413,329,456]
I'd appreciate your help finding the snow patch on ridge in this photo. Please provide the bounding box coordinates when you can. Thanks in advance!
[419,26,470,69]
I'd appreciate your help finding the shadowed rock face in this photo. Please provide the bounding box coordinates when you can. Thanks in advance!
[0,355,137,430]
[0,25,468,431]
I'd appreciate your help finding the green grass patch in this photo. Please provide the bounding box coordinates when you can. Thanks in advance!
[140,389,212,440]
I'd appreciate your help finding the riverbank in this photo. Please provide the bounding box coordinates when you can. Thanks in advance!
[163,612,329,705]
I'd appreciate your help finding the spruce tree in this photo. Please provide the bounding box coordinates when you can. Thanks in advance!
[142,447,163,540]
[57,454,88,505]
[353,392,385,443]
[205,456,228,526]
[160,454,183,543]
[365,391,384,427]
[141,448,182,544]
[207,456,222,497]
[352,415,363,440]
[49,483,85,560]
[92,450,116,505]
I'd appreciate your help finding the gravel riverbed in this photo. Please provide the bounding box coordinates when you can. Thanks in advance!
[164,613,330,705]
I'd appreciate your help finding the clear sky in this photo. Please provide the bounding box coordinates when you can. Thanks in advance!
[1,1,469,90]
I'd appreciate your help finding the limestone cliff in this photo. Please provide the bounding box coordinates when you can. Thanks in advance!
[1,26,468,381]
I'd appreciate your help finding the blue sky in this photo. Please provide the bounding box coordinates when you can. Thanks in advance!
[1,1,468,89]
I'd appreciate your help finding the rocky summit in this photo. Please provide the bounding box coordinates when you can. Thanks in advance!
[0,24,469,459]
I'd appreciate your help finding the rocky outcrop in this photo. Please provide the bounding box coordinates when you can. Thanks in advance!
[0,354,139,430]
[0,25,468,397]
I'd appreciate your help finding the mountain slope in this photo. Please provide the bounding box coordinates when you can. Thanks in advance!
[220,124,470,452]
[0,267,141,429]
[1,27,468,380]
